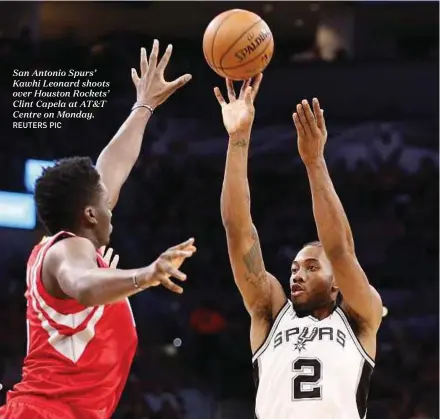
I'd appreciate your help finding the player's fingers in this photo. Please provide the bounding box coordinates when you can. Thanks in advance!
[140,47,148,76]
[292,112,305,136]
[166,265,187,282]
[244,86,253,106]
[131,68,140,85]
[157,44,172,73]
[161,250,194,261]
[313,98,326,131]
[302,99,317,129]
[169,238,195,250]
[239,79,251,100]
[159,276,184,294]
[156,260,186,281]
[147,39,159,71]
[167,74,192,94]
[103,247,113,264]
[251,73,263,101]
[296,103,312,136]
[110,254,120,269]
[214,87,227,107]
[226,79,236,102]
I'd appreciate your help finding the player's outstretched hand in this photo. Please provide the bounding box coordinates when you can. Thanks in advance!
[138,238,197,294]
[132,40,192,110]
[292,98,328,166]
[214,74,263,136]
[100,247,120,268]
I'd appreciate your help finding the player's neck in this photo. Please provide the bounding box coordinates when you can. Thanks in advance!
[310,301,337,320]
[74,228,100,249]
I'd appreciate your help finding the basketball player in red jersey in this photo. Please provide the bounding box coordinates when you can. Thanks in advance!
[0,40,196,419]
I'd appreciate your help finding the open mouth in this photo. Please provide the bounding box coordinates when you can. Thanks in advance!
[291,284,304,297]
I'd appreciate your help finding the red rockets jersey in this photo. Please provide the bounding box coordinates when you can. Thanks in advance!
[6,231,138,419]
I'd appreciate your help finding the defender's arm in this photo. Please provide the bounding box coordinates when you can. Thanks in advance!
[96,41,191,209]
[45,237,195,307]
[96,107,151,209]
[46,237,143,306]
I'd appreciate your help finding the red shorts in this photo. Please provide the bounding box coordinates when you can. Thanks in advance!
[0,395,76,419]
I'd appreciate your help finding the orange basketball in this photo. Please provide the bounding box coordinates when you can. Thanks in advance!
[202,9,274,81]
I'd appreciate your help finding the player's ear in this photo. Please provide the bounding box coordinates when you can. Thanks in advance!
[330,275,339,293]
[84,206,98,226]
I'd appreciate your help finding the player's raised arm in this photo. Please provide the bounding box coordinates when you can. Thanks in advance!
[216,75,286,321]
[292,99,383,330]
[45,236,196,306]
[96,40,192,209]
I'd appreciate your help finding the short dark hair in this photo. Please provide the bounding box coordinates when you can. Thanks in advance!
[302,240,322,248]
[35,157,101,234]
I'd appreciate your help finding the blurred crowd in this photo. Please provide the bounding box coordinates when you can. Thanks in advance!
[0,26,438,419]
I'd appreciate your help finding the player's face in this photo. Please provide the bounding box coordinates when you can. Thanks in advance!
[290,246,335,315]
[94,181,113,246]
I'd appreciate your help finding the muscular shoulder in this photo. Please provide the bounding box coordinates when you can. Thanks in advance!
[43,237,97,298]
[251,272,287,321]
[45,236,96,265]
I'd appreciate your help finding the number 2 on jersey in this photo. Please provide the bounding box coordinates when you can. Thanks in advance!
[291,357,322,400]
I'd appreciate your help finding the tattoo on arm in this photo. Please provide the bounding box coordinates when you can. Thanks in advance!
[242,229,266,287]
[230,138,249,148]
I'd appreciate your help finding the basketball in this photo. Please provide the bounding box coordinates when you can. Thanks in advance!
[202,9,274,81]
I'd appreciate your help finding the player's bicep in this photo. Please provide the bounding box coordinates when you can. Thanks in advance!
[49,237,99,300]
[331,253,382,330]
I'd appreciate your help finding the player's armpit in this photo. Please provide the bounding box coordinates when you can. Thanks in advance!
[226,225,287,319]
[330,252,383,331]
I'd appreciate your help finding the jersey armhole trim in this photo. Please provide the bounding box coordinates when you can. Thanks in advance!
[252,300,290,363]
[335,307,375,368]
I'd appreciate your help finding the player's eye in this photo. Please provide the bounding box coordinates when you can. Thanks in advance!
[308,265,318,271]
[291,267,298,274]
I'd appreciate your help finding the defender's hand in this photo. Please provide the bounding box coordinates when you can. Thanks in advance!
[132,40,192,110]
[214,74,263,137]
[292,98,327,166]
[138,238,196,294]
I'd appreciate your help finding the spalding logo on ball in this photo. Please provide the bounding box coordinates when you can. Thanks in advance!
[203,9,274,81]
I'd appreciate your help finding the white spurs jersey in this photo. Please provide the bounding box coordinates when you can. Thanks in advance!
[252,300,375,419]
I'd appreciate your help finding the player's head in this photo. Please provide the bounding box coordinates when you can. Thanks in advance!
[290,241,339,316]
[35,157,112,246]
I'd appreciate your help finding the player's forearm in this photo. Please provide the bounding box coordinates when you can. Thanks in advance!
[306,158,355,257]
[221,132,253,234]
[96,107,152,208]
[73,268,144,306]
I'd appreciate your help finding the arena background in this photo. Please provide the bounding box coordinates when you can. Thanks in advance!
[0,1,438,418]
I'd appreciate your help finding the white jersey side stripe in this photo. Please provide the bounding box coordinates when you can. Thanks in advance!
[335,307,375,367]
[34,234,95,326]
[252,300,290,363]
[28,234,105,363]
[33,286,95,328]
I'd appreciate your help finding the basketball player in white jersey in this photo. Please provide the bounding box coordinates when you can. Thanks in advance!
[214,74,383,419]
